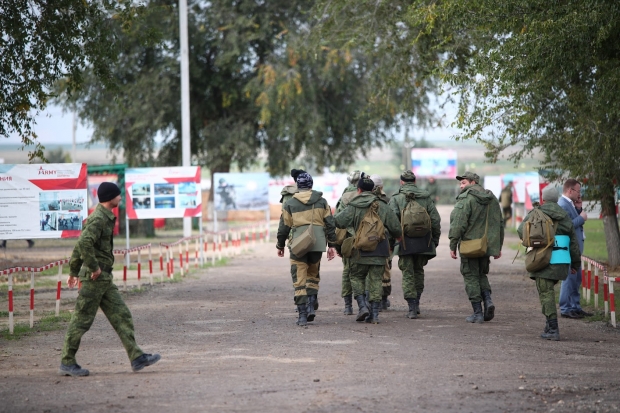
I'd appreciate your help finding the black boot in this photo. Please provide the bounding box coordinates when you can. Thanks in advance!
[381,296,390,311]
[466,302,484,323]
[406,298,418,319]
[355,295,370,322]
[416,292,422,315]
[481,290,495,321]
[296,304,308,326]
[307,295,316,322]
[541,318,560,341]
[343,295,353,315]
[313,295,319,311]
[369,301,380,324]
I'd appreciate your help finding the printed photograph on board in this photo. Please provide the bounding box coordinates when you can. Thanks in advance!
[39,192,61,211]
[178,196,197,208]
[40,212,58,231]
[60,191,85,211]
[132,183,151,196]
[178,182,197,195]
[58,212,82,230]
[154,196,175,209]
[213,173,269,211]
[132,197,152,210]
[154,183,175,195]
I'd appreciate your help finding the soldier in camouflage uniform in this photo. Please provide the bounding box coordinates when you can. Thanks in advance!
[517,187,581,341]
[59,182,160,377]
[449,172,504,324]
[388,171,441,319]
[334,174,402,324]
[276,172,338,326]
[370,174,394,311]
[335,170,361,315]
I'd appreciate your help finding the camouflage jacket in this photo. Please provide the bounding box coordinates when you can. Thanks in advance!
[449,183,504,256]
[334,192,402,265]
[336,184,358,213]
[277,190,337,252]
[517,202,581,280]
[69,204,115,280]
[279,184,298,207]
[388,183,441,257]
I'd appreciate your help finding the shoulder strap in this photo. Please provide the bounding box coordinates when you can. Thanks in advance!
[483,205,490,237]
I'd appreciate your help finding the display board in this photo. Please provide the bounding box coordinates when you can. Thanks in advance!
[484,172,540,209]
[87,173,120,235]
[268,173,349,209]
[411,149,458,179]
[125,167,202,219]
[0,163,87,239]
[214,173,269,211]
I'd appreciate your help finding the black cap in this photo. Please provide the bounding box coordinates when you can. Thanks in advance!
[98,182,121,203]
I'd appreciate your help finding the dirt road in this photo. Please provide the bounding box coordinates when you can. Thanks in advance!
[2,207,620,413]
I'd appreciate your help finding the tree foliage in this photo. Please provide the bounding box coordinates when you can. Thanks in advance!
[1,0,155,161]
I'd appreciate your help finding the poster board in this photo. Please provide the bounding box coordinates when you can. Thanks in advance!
[411,149,458,179]
[268,173,349,209]
[214,173,269,211]
[125,167,202,219]
[87,174,121,235]
[0,163,87,239]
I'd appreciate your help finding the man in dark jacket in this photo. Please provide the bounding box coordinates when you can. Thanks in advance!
[517,186,581,340]
[449,172,504,323]
[276,172,337,326]
[388,171,441,319]
[334,174,402,324]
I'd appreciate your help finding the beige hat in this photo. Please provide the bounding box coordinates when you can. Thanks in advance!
[369,174,383,188]
[542,186,559,203]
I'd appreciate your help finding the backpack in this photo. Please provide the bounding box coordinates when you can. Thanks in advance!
[522,208,555,248]
[401,193,431,238]
[353,201,386,252]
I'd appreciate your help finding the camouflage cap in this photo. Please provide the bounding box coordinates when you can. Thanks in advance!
[400,170,416,182]
[347,170,361,183]
[456,171,480,183]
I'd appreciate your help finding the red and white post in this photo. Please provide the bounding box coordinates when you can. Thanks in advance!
[148,244,154,285]
[594,266,599,309]
[586,261,592,303]
[123,252,128,291]
[30,269,35,328]
[8,272,14,334]
[137,249,142,288]
[56,264,63,316]
[609,277,617,328]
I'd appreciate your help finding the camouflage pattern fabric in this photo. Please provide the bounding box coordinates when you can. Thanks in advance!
[290,251,322,304]
[382,258,392,297]
[350,263,384,302]
[341,257,353,297]
[69,203,116,280]
[398,255,429,299]
[460,257,491,303]
[536,278,559,319]
[61,278,143,365]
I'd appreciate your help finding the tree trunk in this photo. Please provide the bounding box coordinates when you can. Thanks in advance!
[600,184,620,267]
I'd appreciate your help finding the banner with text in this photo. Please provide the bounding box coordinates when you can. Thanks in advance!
[125,167,202,219]
[0,163,87,239]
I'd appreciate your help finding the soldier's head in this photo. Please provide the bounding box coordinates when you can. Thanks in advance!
[542,186,559,204]
[456,171,479,190]
[296,172,313,191]
[98,182,121,209]
[290,168,306,182]
[369,174,383,190]
[562,178,581,203]
[400,170,416,186]
[347,170,361,185]
[356,172,375,194]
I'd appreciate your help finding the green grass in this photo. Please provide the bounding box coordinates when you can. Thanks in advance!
[1,311,72,340]
[582,219,609,263]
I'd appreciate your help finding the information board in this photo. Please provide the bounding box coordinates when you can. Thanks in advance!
[214,173,269,211]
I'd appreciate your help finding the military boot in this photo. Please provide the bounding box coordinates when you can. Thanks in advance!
[313,295,319,311]
[307,295,316,322]
[296,304,308,326]
[355,295,370,322]
[465,302,484,323]
[369,301,381,324]
[481,290,495,321]
[416,292,422,315]
[381,296,390,311]
[406,298,418,319]
[343,295,353,315]
[541,318,560,341]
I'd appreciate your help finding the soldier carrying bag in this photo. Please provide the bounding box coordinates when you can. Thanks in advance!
[459,206,489,258]
[353,201,386,252]
[288,204,316,256]
[401,193,432,238]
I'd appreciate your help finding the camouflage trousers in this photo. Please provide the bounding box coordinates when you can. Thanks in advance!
[342,258,391,298]
[536,278,558,320]
[399,255,429,299]
[350,263,384,303]
[382,259,392,297]
[460,257,491,303]
[341,257,352,297]
[61,278,143,366]
[290,251,322,305]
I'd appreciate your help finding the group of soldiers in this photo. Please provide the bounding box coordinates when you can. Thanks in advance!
[276,169,583,341]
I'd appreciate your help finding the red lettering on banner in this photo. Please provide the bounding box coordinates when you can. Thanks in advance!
[38,166,57,175]
[0,176,11,181]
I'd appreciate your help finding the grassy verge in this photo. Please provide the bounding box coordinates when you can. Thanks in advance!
[1,311,72,340]
[582,219,609,262]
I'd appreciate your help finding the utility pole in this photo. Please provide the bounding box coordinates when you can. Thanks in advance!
[179,0,192,237]
[72,112,77,163]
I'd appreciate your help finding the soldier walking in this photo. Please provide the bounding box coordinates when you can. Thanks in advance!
[449,172,504,323]
[276,172,337,326]
[517,187,581,340]
[370,174,394,311]
[388,171,441,319]
[59,182,160,377]
[334,174,402,324]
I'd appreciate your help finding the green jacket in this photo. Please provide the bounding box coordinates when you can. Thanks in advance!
[388,183,441,257]
[336,184,358,213]
[449,183,505,256]
[279,184,298,206]
[69,204,116,280]
[334,192,403,265]
[517,202,581,280]
[277,190,337,252]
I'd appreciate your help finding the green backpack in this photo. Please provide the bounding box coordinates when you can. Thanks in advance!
[401,193,431,238]
[522,207,557,272]
[353,201,386,252]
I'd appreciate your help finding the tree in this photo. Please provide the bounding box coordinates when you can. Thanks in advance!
[315,0,620,266]
[58,0,434,193]
[1,0,155,161]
